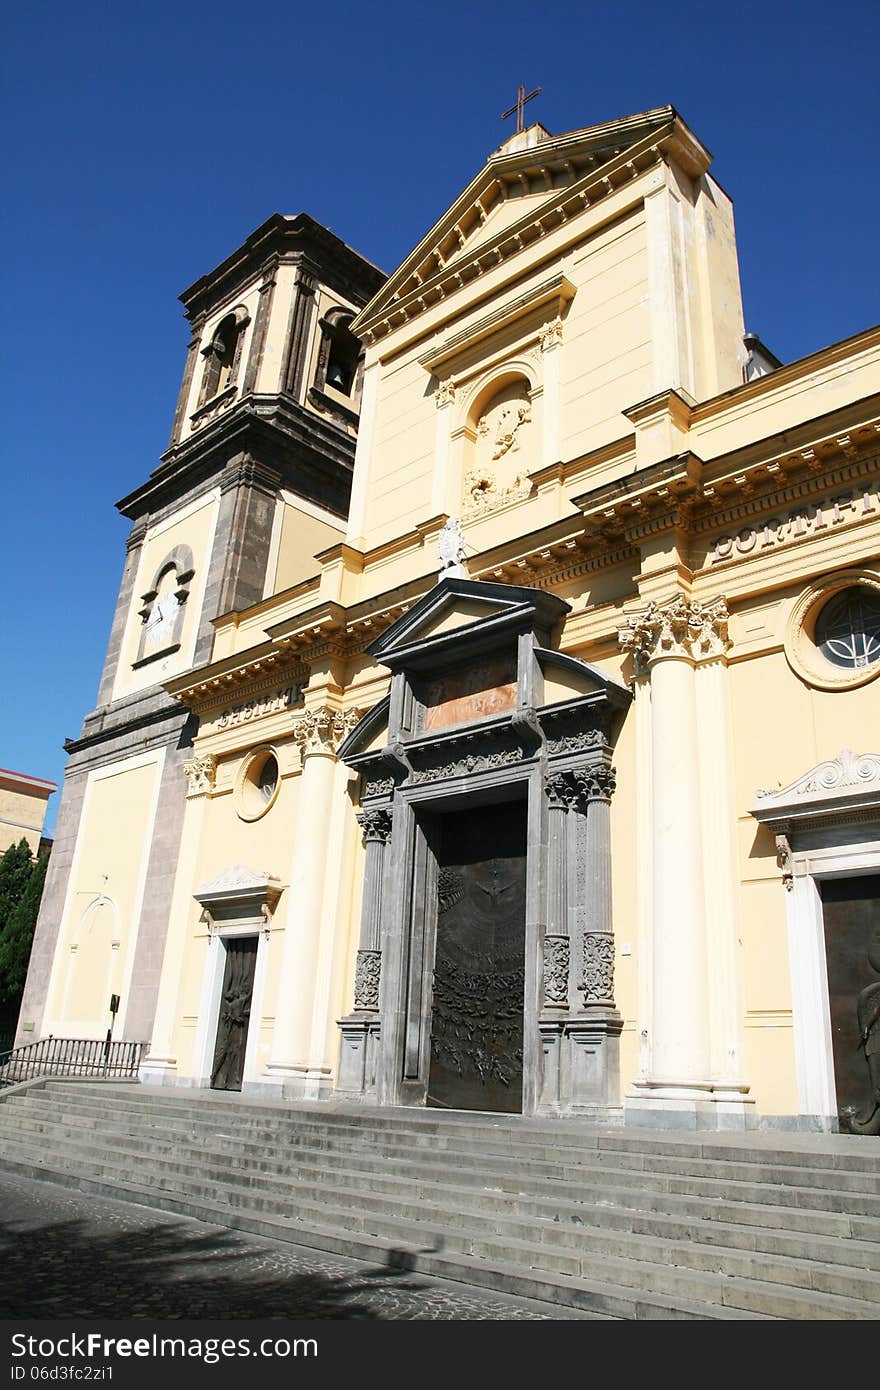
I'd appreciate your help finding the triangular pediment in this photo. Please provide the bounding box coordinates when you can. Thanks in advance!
[353,107,708,343]
[367,577,569,671]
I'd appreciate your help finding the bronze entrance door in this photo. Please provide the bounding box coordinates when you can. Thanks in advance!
[427,801,527,1113]
[211,936,258,1092]
[820,875,880,1134]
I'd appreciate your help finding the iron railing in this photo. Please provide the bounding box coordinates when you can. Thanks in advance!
[0,1037,148,1089]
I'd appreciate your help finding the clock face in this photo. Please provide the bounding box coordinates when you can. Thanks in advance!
[144,592,179,651]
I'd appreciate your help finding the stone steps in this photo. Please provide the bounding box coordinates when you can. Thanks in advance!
[13,1092,880,1223]
[0,1082,877,1319]
[2,1121,879,1309]
[7,1102,880,1266]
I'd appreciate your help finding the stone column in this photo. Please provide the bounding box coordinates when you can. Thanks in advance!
[577,765,617,1006]
[542,774,570,1009]
[353,807,393,1008]
[264,706,357,1098]
[695,649,752,1117]
[619,594,739,1128]
[337,805,392,1095]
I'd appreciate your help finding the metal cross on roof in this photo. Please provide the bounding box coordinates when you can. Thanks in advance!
[501,83,542,135]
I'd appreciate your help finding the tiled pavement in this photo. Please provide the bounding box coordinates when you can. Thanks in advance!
[0,1172,584,1320]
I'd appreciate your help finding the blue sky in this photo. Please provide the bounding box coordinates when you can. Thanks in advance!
[3,0,879,833]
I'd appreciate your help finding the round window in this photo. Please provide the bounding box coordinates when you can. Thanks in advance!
[236,748,280,821]
[814,587,880,670]
[784,570,880,691]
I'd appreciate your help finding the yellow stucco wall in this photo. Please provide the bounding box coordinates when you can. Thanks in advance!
[112,491,220,702]
[43,752,163,1038]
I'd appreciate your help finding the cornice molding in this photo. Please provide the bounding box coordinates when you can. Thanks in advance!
[418,273,575,374]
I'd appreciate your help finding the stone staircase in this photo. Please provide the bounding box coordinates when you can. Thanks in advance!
[0,1080,878,1319]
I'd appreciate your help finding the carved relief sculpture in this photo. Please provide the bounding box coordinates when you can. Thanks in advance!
[464,377,533,517]
[184,755,217,797]
[354,949,382,1010]
[843,928,880,1136]
[582,933,615,1002]
[543,935,570,1005]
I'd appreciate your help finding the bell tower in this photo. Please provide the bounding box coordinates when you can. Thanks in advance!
[17,214,385,1050]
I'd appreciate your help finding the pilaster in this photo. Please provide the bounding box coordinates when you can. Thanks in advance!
[619,592,752,1128]
[264,704,360,1098]
[139,757,214,1082]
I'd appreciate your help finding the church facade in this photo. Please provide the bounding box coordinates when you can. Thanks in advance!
[19,106,880,1133]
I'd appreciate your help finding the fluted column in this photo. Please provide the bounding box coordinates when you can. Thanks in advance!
[264,706,358,1096]
[353,807,393,1009]
[619,594,736,1126]
[542,774,570,1009]
[575,765,617,1007]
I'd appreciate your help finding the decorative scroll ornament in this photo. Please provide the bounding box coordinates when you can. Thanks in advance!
[293,706,361,757]
[435,379,456,409]
[540,316,563,352]
[582,933,615,1002]
[356,807,393,845]
[363,775,395,800]
[410,746,523,784]
[184,754,217,797]
[545,728,606,757]
[618,594,730,673]
[354,949,381,1009]
[543,935,570,1005]
[756,749,880,802]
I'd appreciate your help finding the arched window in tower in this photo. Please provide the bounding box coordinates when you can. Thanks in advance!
[314,308,363,402]
[134,544,195,667]
[198,306,250,406]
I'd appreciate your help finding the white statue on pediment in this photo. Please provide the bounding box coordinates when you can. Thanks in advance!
[438,518,469,580]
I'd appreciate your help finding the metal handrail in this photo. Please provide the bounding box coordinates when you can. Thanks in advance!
[0,1036,148,1089]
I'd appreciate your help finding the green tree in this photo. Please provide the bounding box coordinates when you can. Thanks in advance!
[0,839,34,928]
[0,849,48,1003]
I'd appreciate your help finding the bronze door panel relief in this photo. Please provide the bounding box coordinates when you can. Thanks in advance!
[428,802,526,1113]
[211,936,258,1092]
[821,875,880,1134]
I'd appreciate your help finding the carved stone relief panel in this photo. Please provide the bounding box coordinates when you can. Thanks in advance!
[463,377,533,516]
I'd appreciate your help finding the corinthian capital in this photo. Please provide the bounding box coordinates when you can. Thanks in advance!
[356,807,393,844]
[184,754,217,797]
[294,706,361,757]
[618,594,730,672]
[435,379,456,409]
